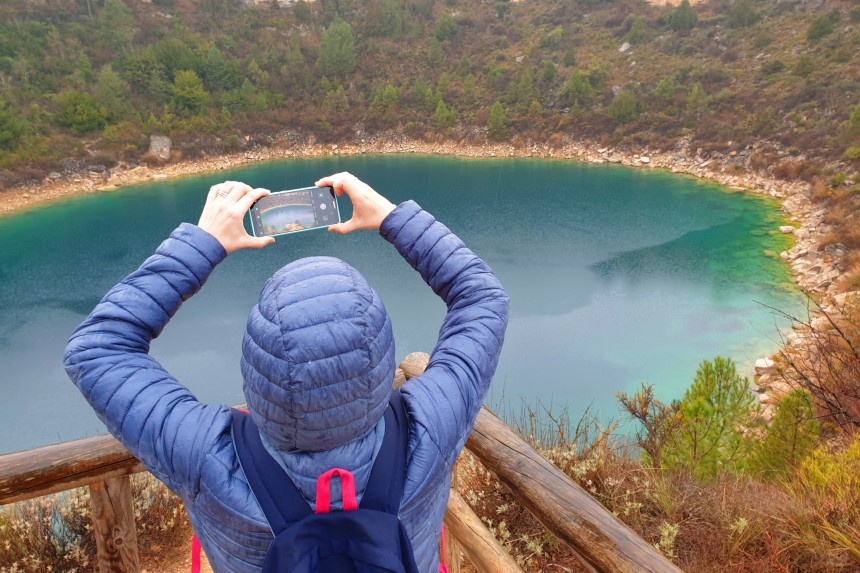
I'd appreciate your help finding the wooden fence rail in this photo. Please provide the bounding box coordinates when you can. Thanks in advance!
[0,353,681,573]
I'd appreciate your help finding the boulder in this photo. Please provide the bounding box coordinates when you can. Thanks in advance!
[755,357,774,373]
[149,135,172,161]
[779,226,795,234]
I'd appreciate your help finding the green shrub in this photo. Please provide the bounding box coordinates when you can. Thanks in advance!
[607,91,640,124]
[317,18,356,77]
[844,146,860,161]
[55,91,108,134]
[728,0,760,29]
[807,16,834,42]
[626,16,649,45]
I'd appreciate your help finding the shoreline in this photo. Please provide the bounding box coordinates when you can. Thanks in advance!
[0,135,846,416]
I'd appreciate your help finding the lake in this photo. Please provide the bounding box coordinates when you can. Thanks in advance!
[0,155,801,453]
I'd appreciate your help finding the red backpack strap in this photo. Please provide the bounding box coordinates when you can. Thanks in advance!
[315,468,358,513]
[191,534,202,573]
[438,524,449,573]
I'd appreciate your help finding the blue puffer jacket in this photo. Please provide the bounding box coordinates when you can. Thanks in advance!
[64,200,509,573]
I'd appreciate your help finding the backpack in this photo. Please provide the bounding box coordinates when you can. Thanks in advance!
[231,391,420,573]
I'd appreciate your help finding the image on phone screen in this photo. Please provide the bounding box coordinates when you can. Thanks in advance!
[249,186,340,237]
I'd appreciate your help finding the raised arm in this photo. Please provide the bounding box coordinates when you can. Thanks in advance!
[317,172,510,463]
[63,182,272,498]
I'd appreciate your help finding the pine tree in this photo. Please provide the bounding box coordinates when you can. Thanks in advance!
[663,357,758,480]
[317,18,355,77]
[488,101,507,141]
[749,390,819,479]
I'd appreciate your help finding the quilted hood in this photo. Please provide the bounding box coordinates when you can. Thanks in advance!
[240,256,395,453]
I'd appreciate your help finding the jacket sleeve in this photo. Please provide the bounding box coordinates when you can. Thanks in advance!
[63,223,232,500]
[380,201,509,463]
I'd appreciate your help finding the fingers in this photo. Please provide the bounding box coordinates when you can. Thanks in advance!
[234,187,269,214]
[315,172,359,198]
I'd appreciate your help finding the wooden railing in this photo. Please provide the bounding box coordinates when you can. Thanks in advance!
[0,353,681,573]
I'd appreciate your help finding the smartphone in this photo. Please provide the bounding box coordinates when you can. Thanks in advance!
[248,186,341,238]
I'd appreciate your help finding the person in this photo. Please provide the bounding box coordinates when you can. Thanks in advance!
[64,172,510,573]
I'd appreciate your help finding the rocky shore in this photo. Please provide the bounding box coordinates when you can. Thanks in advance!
[1,134,851,417]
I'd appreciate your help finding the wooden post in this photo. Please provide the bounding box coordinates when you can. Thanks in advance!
[445,489,524,573]
[89,476,140,573]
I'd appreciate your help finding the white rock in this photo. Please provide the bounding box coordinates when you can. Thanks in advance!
[755,357,774,371]
[779,226,795,234]
[639,156,650,164]
[619,42,631,53]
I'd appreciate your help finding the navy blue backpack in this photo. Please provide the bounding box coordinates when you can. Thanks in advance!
[231,392,420,573]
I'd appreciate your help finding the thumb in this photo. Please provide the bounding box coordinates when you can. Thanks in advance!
[245,235,276,249]
[328,220,355,234]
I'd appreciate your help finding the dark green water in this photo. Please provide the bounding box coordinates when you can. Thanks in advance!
[0,155,801,453]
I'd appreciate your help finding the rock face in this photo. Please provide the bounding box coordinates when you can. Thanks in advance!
[149,135,172,161]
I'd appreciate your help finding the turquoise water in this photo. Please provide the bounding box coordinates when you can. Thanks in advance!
[0,155,801,453]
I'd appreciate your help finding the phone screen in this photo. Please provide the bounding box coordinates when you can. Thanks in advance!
[249,186,340,237]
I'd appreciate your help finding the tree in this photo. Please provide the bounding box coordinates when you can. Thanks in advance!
[653,75,678,106]
[686,81,708,115]
[317,18,355,77]
[170,70,210,114]
[607,91,640,124]
[488,101,507,141]
[807,16,834,42]
[427,37,443,67]
[667,0,697,33]
[205,46,231,91]
[626,16,649,45]
[560,71,592,109]
[434,98,456,131]
[95,0,134,52]
[434,14,457,42]
[728,0,760,29]
[95,65,131,120]
[663,357,758,480]
[749,389,819,480]
[542,61,557,85]
[847,101,860,138]
[0,98,30,151]
[618,384,683,468]
[366,0,403,38]
[55,91,108,134]
[507,68,537,111]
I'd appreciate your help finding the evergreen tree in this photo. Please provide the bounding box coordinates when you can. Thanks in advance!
[667,0,697,32]
[55,91,108,134]
[434,14,457,42]
[560,71,592,109]
[205,46,231,91]
[749,389,819,480]
[170,70,209,114]
[317,19,356,77]
[728,0,760,29]
[607,91,640,124]
[95,64,131,120]
[434,98,456,130]
[488,100,507,141]
[663,357,758,480]
[626,16,649,45]
[686,81,709,115]
[95,0,135,52]
[427,37,442,67]
[0,98,30,151]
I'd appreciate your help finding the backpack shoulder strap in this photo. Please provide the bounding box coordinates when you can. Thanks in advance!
[362,390,410,513]
[231,410,311,534]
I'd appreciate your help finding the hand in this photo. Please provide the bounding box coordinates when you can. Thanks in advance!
[315,172,395,234]
[197,181,275,252]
